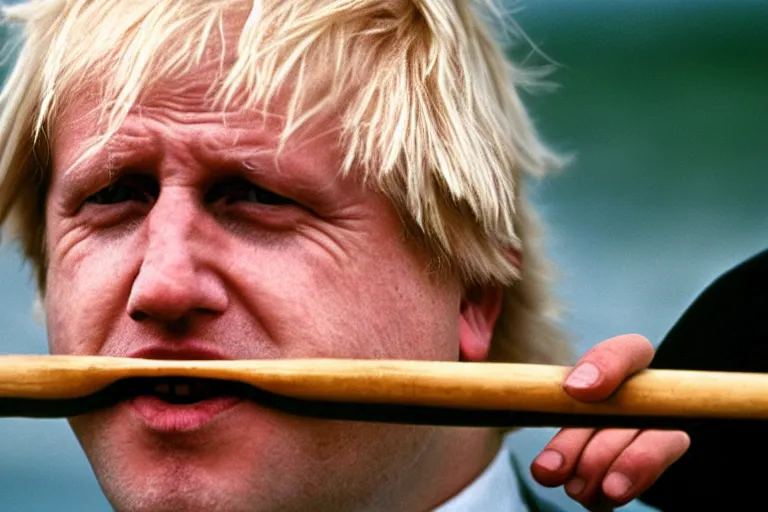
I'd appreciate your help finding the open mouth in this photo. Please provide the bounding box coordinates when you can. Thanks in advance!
[126,377,251,432]
[130,377,246,405]
[0,377,254,420]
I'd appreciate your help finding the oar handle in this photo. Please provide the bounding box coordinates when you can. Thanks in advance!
[1,355,768,419]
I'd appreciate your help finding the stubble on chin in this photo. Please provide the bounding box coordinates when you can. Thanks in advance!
[70,406,440,512]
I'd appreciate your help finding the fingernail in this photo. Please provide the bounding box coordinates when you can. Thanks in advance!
[565,476,585,496]
[565,362,601,389]
[603,472,633,499]
[534,450,563,472]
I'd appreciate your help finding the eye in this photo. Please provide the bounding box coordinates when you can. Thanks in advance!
[85,175,159,205]
[205,178,296,207]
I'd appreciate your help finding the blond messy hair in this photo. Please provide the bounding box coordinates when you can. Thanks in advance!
[0,0,569,365]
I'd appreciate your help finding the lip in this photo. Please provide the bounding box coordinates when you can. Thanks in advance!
[130,394,243,433]
[125,345,244,433]
[127,346,235,361]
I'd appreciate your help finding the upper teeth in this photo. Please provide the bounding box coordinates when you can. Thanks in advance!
[152,380,210,397]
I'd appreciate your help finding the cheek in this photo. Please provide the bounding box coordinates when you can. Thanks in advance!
[232,239,460,361]
[45,237,139,355]
[365,274,459,360]
[344,241,461,360]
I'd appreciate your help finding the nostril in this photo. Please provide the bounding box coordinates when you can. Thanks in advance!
[129,310,149,322]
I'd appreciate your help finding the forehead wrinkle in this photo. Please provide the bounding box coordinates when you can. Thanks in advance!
[195,117,277,154]
[193,134,278,180]
[185,115,343,191]
[105,130,156,168]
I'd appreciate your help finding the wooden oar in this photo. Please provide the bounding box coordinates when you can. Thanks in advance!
[1,355,768,428]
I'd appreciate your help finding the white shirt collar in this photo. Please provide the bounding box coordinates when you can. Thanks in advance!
[432,448,529,512]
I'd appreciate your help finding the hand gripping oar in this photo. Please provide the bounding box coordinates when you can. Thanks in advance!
[2,355,768,429]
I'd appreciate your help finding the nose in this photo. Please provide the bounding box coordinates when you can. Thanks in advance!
[127,190,229,323]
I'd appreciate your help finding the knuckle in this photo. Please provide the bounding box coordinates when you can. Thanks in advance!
[624,450,660,472]
[616,447,670,482]
[576,430,639,477]
[585,334,654,376]
[575,449,613,478]
[623,333,653,348]
[585,345,626,371]
[587,349,621,369]
[546,429,595,457]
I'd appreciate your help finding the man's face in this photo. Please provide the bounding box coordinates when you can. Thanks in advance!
[43,72,467,509]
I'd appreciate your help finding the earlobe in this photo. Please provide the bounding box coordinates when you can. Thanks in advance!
[458,285,503,362]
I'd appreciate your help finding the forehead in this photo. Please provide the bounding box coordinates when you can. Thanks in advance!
[52,66,338,180]
[50,7,343,167]
[52,91,341,184]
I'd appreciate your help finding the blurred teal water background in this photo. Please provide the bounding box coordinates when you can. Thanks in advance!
[0,1,766,510]
[504,1,767,510]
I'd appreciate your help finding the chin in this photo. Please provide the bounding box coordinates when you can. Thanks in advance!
[92,457,344,512]
[100,472,255,512]
[69,404,271,512]
[69,398,434,512]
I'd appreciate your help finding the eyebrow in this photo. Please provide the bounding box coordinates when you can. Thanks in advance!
[58,112,342,205]
[190,126,346,210]
[59,129,157,197]
[192,126,284,174]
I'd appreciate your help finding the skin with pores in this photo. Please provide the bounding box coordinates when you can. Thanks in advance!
[46,75,498,510]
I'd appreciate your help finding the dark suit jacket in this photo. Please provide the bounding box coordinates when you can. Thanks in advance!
[640,249,768,510]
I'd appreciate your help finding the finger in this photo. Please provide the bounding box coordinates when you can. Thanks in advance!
[600,429,691,506]
[561,429,640,507]
[564,334,654,402]
[531,428,596,487]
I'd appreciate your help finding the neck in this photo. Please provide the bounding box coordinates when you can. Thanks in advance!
[393,427,502,512]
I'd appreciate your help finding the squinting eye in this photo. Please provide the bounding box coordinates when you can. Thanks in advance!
[243,186,294,206]
[85,175,158,205]
[206,178,296,207]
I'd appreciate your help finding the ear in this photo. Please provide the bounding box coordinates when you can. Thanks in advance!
[459,285,503,362]
[458,248,521,362]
